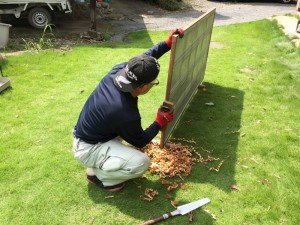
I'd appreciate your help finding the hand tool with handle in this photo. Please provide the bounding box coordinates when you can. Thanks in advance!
[159,100,173,149]
[139,197,210,225]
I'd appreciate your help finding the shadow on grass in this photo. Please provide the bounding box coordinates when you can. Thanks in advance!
[171,82,244,192]
[87,180,213,224]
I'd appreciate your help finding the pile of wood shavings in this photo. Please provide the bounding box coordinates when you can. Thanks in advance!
[140,139,225,201]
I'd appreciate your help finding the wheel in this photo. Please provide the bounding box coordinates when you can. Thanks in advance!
[28,7,52,29]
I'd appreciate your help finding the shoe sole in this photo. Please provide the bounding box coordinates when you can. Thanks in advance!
[87,178,125,192]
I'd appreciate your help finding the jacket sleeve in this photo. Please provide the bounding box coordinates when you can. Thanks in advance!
[143,41,171,60]
[117,120,161,148]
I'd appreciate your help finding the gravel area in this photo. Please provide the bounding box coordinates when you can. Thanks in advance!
[104,0,296,41]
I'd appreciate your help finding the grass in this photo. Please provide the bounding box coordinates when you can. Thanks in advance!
[1,19,299,224]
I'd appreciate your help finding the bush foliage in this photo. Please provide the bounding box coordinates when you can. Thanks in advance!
[144,0,186,11]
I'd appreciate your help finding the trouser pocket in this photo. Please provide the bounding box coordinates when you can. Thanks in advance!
[100,156,125,172]
[73,138,109,169]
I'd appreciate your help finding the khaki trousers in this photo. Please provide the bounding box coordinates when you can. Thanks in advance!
[72,138,150,186]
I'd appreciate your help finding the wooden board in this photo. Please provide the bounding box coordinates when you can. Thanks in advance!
[160,8,216,147]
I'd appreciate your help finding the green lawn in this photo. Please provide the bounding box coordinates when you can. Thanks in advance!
[0,19,299,225]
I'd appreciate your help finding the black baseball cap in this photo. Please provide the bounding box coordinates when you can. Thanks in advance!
[113,55,160,92]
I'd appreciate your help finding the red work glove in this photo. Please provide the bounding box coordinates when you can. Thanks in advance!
[155,107,174,128]
[165,28,184,48]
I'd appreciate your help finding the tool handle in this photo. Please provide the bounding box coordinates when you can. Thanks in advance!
[159,101,173,118]
[174,28,184,38]
[139,213,172,225]
[139,216,164,225]
[159,101,174,149]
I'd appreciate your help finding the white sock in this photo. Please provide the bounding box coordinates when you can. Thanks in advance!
[86,168,95,176]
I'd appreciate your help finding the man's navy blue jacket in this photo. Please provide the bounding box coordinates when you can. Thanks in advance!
[74,41,170,148]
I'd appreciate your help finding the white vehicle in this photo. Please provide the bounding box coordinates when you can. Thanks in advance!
[0,0,72,29]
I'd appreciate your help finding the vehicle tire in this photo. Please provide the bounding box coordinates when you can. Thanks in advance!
[28,7,52,29]
[280,0,293,3]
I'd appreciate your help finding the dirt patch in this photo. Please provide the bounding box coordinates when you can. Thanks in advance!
[210,42,223,49]
[1,51,29,57]
[240,68,256,73]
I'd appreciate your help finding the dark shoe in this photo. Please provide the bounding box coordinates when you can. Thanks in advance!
[86,175,125,192]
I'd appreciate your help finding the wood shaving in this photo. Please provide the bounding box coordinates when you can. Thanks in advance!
[167,182,178,192]
[171,200,179,208]
[229,184,240,191]
[208,159,225,172]
[258,178,271,185]
[104,196,114,199]
[143,188,158,201]
[198,146,214,154]
[181,183,188,189]
[132,180,142,189]
[161,179,172,185]
[238,157,259,164]
[170,137,197,144]
[224,130,240,135]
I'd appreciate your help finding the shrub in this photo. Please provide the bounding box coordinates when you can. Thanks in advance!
[144,0,187,11]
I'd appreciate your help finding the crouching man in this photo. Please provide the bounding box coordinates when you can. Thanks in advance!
[72,29,184,191]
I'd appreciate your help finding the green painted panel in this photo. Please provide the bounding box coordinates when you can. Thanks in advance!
[161,8,216,145]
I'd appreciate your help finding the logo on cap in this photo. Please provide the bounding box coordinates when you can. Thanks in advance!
[125,65,138,81]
